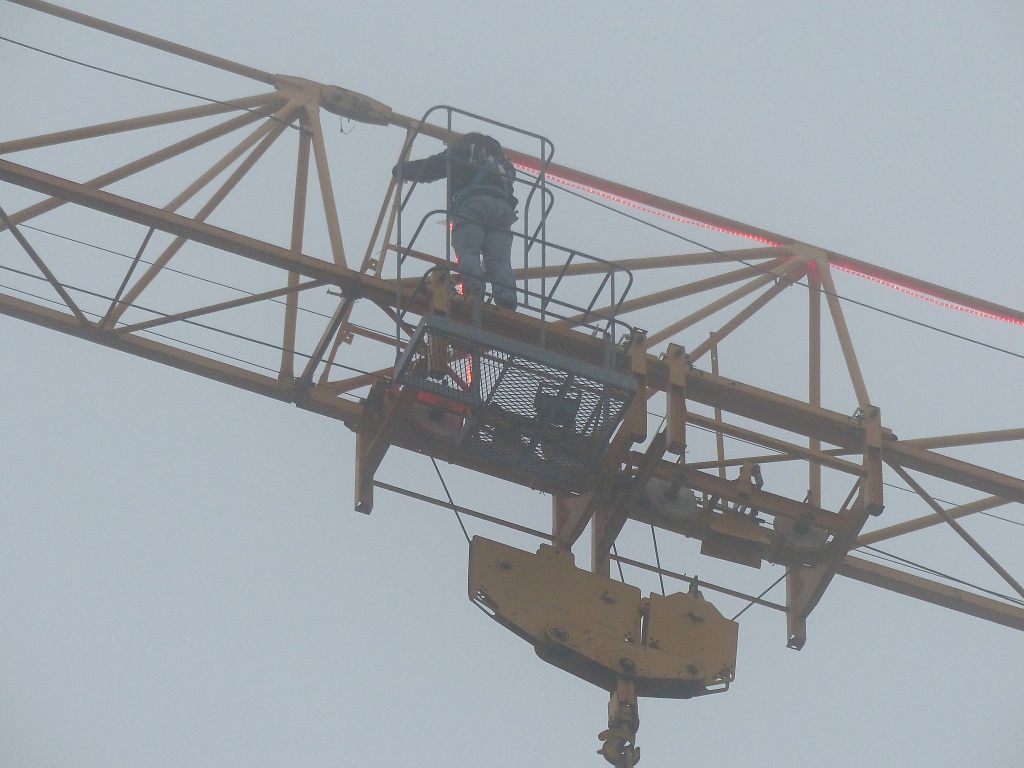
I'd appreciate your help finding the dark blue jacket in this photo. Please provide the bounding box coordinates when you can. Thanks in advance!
[393,133,517,207]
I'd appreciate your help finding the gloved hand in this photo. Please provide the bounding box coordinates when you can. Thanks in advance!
[391,162,405,180]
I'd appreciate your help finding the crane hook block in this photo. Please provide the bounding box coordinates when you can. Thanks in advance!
[468,537,738,698]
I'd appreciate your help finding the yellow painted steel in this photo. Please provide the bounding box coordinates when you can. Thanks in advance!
[2,0,1023,665]
[468,536,737,698]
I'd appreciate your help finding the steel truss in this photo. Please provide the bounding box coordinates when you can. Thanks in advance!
[3,0,1023,657]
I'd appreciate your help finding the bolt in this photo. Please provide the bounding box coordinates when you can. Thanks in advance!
[686,664,699,675]
[498,560,513,570]
[619,657,636,674]
[550,626,568,642]
[601,591,617,603]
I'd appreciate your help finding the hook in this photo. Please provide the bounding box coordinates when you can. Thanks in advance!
[598,727,640,767]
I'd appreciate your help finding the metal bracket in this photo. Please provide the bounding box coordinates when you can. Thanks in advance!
[665,343,687,455]
[354,385,417,513]
[623,329,649,445]
[861,405,885,517]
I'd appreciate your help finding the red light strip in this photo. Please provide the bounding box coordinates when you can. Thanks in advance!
[514,164,781,246]
[831,264,1024,327]
[515,164,1024,328]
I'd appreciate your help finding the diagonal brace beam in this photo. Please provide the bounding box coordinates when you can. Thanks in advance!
[886,462,1024,600]
[0,203,89,325]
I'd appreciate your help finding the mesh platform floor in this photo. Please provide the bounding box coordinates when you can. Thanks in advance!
[395,314,637,493]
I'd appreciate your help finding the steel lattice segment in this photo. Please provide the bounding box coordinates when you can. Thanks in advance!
[3,0,1024,641]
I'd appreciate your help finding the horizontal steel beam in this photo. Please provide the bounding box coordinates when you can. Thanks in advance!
[646,461,842,531]
[0,159,615,368]
[0,289,362,423]
[512,247,788,280]
[8,0,275,83]
[672,365,884,451]
[686,412,865,477]
[901,428,1024,450]
[6,159,1024,529]
[610,553,786,612]
[828,253,1024,327]
[839,555,1024,632]
[19,0,1018,332]
[885,441,1024,506]
[857,495,1010,547]
[0,159,361,288]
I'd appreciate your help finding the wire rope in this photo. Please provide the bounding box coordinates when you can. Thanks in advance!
[522,169,1024,364]
[610,543,627,583]
[5,29,1022,365]
[649,525,666,596]
[21,224,335,317]
[4,30,1022,363]
[0,255,392,384]
[0,35,300,131]
[856,544,1024,607]
[4,31,1024,608]
[21,220,1020,534]
[6,265,1016,616]
[731,571,787,621]
[6,27,1021,364]
[430,457,471,545]
[17,223,395,346]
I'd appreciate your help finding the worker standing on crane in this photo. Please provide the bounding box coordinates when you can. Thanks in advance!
[393,132,519,310]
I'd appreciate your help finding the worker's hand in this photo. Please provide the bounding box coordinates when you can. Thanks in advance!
[391,163,405,180]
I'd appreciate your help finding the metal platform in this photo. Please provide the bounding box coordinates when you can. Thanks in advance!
[395,314,638,493]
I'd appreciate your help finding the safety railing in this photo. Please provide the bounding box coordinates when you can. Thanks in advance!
[391,106,635,362]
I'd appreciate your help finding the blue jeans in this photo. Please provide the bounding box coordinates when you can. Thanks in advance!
[451,195,517,308]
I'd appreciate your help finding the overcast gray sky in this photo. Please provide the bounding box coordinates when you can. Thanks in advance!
[2,1,1024,767]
